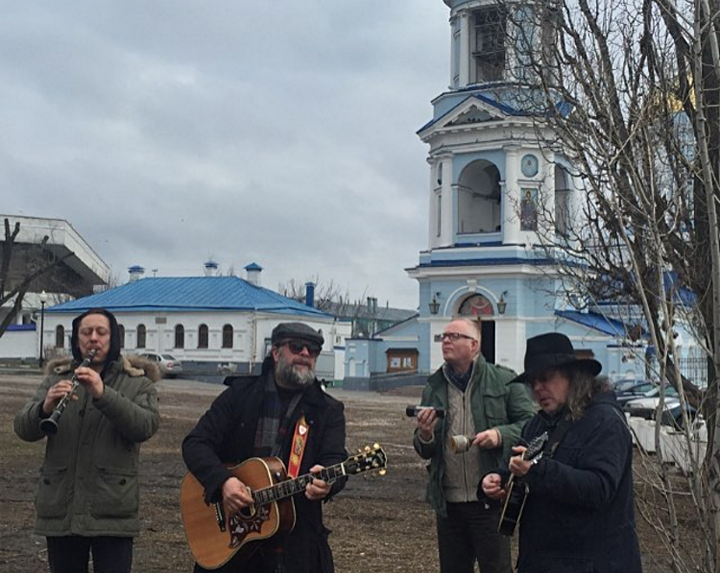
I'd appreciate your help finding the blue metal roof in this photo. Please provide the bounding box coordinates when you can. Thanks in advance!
[46,276,332,318]
[555,310,628,337]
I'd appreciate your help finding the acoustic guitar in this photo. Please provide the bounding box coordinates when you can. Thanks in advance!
[180,444,387,570]
[497,432,548,536]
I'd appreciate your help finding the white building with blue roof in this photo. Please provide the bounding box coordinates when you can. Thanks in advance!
[43,266,351,381]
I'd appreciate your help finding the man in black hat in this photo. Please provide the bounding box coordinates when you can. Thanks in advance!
[14,308,161,573]
[480,332,642,573]
[182,322,347,573]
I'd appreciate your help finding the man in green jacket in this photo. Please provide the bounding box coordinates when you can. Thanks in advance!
[14,308,160,573]
[413,317,535,573]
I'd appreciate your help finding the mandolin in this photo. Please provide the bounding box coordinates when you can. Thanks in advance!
[497,432,548,537]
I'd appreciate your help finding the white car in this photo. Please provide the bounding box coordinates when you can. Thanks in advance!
[623,386,699,429]
[623,386,680,419]
[139,352,183,378]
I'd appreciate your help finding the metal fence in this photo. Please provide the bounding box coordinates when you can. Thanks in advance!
[677,357,709,388]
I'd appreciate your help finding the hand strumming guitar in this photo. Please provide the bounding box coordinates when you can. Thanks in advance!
[222,476,254,519]
[481,472,506,501]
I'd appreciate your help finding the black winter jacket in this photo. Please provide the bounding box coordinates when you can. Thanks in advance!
[182,359,347,573]
[510,392,642,573]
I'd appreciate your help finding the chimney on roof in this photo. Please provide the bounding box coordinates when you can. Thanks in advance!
[244,262,263,286]
[204,260,219,276]
[128,265,145,283]
[305,282,315,308]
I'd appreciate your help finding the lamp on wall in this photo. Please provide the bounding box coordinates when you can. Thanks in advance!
[496,291,508,315]
[38,290,48,368]
[428,292,441,315]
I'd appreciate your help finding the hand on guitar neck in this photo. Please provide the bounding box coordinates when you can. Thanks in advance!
[222,465,332,522]
[480,433,548,537]
[508,445,535,479]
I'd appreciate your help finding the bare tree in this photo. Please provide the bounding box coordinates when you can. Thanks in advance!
[487,0,720,568]
[0,218,75,339]
[279,277,380,337]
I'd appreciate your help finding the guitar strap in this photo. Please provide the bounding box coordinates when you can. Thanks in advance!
[544,411,574,458]
[287,415,310,478]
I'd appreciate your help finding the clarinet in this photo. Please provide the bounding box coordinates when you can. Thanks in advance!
[40,349,97,435]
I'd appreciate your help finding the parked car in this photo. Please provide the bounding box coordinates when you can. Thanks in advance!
[623,386,680,419]
[139,352,183,378]
[614,380,657,405]
[611,379,644,392]
[623,385,698,429]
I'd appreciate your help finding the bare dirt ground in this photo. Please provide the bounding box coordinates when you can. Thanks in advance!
[0,373,699,572]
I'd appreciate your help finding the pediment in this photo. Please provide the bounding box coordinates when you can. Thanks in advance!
[441,98,507,129]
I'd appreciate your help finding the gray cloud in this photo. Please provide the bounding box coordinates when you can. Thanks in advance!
[0,0,449,308]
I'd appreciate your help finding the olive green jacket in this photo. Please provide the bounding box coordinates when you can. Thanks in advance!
[14,356,161,537]
[413,355,535,517]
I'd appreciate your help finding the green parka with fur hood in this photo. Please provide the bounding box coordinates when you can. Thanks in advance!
[14,355,161,537]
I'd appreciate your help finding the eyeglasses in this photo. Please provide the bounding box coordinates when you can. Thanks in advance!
[280,340,322,358]
[438,332,477,342]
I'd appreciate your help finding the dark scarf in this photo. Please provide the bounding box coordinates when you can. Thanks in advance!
[254,372,303,459]
[445,363,473,393]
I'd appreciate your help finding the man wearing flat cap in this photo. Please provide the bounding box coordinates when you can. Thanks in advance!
[183,322,347,573]
[481,332,642,573]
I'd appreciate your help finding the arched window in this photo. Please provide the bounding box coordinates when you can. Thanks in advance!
[136,324,146,349]
[55,325,65,348]
[457,160,502,235]
[175,325,185,349]
[198,324,209,349]
[118,324,125,349]
[222,324,233,348]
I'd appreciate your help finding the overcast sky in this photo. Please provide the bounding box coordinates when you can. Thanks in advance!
[1,1,451,309]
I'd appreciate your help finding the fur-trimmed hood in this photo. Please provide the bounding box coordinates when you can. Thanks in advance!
[46,355,162,383]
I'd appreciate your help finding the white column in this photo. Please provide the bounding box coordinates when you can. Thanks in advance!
[428,159,438,249]
[503,146,521,244]
[540,150,555,238]
[440,156,454,247]
[458,10,470,87]
[429,319,445,372]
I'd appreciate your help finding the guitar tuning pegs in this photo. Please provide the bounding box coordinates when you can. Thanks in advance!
[363,445,371,453]
[373,443,380,449]
[378,469,387,476]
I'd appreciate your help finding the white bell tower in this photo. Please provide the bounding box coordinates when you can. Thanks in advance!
[409,0,577,373]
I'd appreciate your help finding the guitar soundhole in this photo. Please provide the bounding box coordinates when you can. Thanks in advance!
[238,506,256,519]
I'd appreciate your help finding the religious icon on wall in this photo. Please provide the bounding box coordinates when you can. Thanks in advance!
[458,294,494,316]
[520,188,538,231]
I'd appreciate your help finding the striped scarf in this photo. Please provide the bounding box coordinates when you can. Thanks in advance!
[254,372,302,458]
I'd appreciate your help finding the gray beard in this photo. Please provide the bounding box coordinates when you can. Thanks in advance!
[276,353,315,389]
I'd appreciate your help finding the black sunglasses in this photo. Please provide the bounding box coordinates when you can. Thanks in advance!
[280,340,321,357]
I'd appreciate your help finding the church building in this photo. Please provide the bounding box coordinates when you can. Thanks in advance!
[343,0,700,384]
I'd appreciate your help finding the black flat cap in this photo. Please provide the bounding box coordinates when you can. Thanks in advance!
[271,322,324,347]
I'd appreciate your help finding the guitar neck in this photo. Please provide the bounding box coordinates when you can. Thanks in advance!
[252,463,345,506]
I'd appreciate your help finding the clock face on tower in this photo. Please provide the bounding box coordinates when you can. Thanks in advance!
[521,154,539,177]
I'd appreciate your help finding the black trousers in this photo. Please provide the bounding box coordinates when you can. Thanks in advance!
[436,502,512,573]
[46,536,133,573]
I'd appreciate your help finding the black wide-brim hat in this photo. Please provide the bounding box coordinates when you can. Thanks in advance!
[512,332,602,384]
